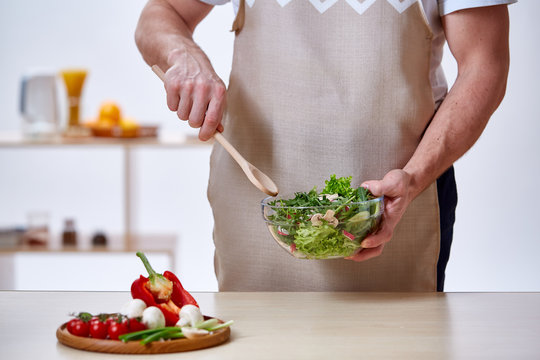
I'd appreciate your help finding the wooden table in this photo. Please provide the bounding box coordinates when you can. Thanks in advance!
[1,291,539,359]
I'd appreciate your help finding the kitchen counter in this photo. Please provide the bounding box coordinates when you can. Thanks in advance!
[1,291,539,359]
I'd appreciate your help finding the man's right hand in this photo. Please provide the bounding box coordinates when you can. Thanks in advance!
[165,46,226,141]
[135,0,225,141]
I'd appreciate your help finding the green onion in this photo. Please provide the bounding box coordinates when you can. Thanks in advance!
[196,318,219,330]
[119,326,181,342]
[207,320,234,331]
[139,328,183,345]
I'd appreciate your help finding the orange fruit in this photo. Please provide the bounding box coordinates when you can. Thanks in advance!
[97,116,115,129]
[83,120,98,129]
[98,101,121,125]
[120,117,139,130]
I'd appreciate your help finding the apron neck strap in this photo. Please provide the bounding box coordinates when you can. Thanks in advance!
[231,0,246,34]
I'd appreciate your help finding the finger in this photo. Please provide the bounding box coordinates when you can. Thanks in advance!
[345,244,385,262]
[359,223,392,248]
[177,90,193,121]
[361,180,383,197]
[362,170,408,198]
[165,82,180,112]
[217,124,224,133]
[188,94,209,129]
[199,96,224,141]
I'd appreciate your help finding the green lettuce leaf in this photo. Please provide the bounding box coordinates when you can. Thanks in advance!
[293,223,361,259]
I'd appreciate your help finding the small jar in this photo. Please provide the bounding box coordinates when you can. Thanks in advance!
[62,219,77,246]
[92,231,107,247]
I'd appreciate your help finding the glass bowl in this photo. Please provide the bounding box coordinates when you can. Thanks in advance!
[261,194,384,259]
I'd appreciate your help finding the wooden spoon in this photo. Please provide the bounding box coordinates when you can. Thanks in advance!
[151,65,279,197]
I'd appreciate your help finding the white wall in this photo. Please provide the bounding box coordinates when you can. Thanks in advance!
[0,0,234,292]
[0,1,538,291]
[443,2,540,291]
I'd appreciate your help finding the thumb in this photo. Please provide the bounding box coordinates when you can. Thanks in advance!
[361,180,384,197]
[361,170,409,198]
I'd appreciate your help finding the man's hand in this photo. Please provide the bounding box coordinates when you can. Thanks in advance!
[345,170,412,262]
[165,46,226,141]
[135,0,225,141]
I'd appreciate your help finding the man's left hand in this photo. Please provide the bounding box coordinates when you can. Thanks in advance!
[345,169,412,262]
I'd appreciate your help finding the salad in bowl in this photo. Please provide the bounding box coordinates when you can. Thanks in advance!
[261,175,384,259]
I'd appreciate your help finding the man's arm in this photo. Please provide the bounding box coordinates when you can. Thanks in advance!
[135,0,227,141]
[405,5,510,200]
[348,5,510,262]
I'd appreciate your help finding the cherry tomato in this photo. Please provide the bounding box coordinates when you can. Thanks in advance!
[105,315,119,328]
[66,318,78,333]
[90,321,109,339]
[91,314,111,326]
[68,319,90,337]
[127,318,146,332]
[108,321,129,340]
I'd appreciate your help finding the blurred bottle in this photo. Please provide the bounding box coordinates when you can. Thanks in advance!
[62,218,77,247]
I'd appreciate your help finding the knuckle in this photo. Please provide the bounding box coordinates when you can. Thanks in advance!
[204,113,219,126]
[195,81,210,95]
[181,80,194,93]
[213,83,226,98]
[167,81,181,94]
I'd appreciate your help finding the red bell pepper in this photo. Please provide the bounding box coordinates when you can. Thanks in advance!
[131,252,198,326]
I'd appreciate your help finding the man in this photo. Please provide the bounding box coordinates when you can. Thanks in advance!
[135,0,514,291]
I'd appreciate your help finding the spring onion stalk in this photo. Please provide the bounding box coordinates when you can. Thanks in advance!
[139,328,184,345]
[119,326,181,342]
[207,320,234,331]
[195,318,219,329]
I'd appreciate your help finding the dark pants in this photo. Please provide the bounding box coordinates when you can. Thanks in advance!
[436,166,458,292]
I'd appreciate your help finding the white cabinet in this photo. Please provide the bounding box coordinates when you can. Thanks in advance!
[12,252,170,291]
[0,133,216,291]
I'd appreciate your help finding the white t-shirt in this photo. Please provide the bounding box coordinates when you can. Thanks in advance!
[198,0,516,103]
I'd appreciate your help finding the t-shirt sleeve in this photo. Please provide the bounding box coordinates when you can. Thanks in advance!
[438,0,517,16]
[198,0,230,5]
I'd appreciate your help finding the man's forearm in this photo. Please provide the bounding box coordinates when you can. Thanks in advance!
[404,60,508,199]
[134,0,212,70]
[403,5,510,200]
[135,0,226,140]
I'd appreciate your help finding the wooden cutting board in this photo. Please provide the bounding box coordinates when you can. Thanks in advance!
[56,320,230,354]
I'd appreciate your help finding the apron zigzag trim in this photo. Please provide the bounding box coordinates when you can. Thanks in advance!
[276,0,292,8]
[309,0,339,14]
[386,0,418,14]
[345,0,377,15]
[245,0,420,14]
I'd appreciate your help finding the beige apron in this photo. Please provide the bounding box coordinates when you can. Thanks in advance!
[208,0,440,291]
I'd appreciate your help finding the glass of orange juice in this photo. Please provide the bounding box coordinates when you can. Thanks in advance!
[60,68,87,129]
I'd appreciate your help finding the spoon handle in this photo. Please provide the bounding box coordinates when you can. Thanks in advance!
[212,132,250,172]
[151,65,167,83]
[151,65,250,172]
[151,65,279,196]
